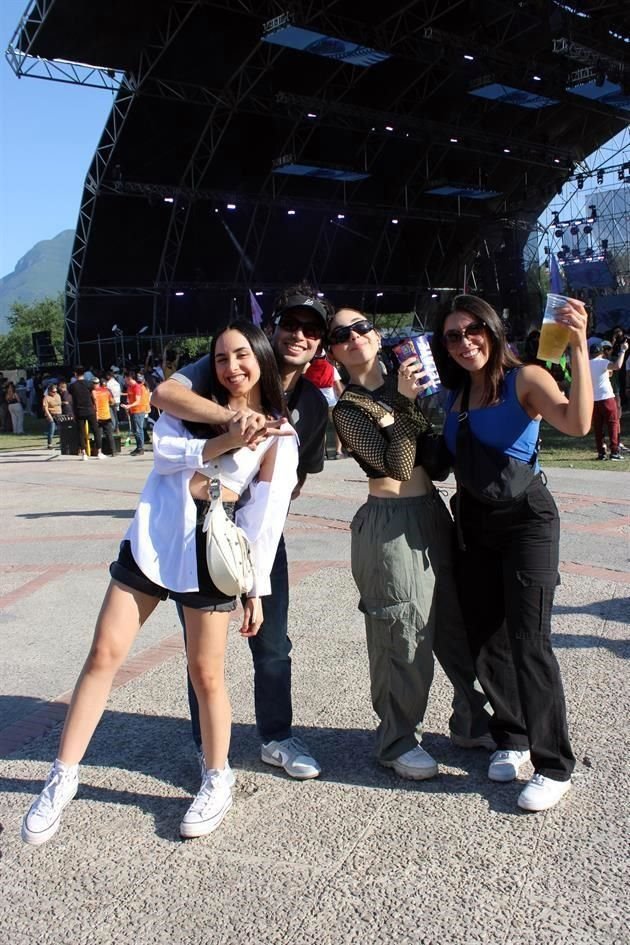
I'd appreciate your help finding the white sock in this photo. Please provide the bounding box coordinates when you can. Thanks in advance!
[54,758,78,774]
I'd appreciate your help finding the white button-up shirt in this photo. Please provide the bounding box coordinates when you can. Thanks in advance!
[125,412,298,596]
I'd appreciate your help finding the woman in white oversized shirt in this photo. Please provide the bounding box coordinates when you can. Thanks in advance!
[22,321,298,845]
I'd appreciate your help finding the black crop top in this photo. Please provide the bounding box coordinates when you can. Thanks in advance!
[332,375,431,480]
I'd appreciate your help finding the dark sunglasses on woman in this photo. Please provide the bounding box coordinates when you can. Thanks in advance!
[442,322,487,348]
[328,320,374,346]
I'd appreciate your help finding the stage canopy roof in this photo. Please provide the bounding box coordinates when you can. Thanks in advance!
[6,0,630,357]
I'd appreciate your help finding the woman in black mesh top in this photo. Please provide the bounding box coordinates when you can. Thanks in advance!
[329,307,492,779]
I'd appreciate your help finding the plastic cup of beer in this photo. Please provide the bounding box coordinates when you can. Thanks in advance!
[537,294,571,363]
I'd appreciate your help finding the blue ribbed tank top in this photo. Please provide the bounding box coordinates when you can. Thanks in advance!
[443,369,540,464]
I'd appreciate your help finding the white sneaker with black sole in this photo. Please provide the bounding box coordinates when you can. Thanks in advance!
[22,760,79,845]
[261,737,321,780]
[180,768,233,839]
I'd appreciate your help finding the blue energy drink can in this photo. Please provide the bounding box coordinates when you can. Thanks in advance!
[392,334,441,398]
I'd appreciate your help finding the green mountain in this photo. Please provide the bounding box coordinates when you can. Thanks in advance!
[0,230,73,333]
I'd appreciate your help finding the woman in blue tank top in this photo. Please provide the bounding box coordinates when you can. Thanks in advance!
[432,294,592,812]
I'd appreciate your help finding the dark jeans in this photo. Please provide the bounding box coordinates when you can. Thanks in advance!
[45,417,58,446]
[98,418,116,456]
[77,413,102,453]
[130,412,146,450]
[181,535,292,750]
[453,476,575,781]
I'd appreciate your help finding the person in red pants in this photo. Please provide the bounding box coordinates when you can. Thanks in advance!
[589,340,628,460]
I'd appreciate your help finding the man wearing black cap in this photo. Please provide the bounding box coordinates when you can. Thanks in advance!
[152,282,330,778]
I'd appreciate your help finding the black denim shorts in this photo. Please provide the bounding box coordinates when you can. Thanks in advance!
[109,499,237,613]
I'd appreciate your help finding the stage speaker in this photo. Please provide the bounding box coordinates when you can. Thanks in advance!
[31,330,56,362]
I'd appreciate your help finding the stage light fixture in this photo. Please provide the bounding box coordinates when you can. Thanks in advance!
[463,54,474,61]
[287,209,296,215]
[503,148,511,154]
[175,291,184,297]
[596,169,604,184]
[589,205,597,220]
[577,175,584,190]
[450,137,459,143]
[562,244,570,253]
[618,169,624,181]
[554,228,564,237]
[583,225,592,235]
[601,239,608,250]
[376,292,384,297]
[552,211,560,225]
[262,15,390,67]
[227,203,236,210]
[544,245,550,254]
[391,218,399,224]
[572,248,580,258]
[532,75,542,81]
[557,250,565,260]
[570,225,579,235]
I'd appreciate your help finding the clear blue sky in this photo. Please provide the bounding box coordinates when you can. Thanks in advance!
[0,0,112,277]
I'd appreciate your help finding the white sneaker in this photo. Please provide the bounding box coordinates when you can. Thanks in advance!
[179,768,233,839]
[96,451,109,460]
[518,773,571,811]
[381,744,438,780]
[261,737,321,780]
[21,760,79,845]
[80,453,88,461]
[488,749,530,782]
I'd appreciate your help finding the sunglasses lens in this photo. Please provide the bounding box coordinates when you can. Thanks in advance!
[443,323,485,346]
[279,317,322,339]
[330,320,373,344]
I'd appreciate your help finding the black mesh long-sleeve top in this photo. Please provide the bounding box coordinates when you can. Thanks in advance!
[332,374,432,481]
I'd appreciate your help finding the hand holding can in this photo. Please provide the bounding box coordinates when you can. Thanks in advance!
[392,335,442,398]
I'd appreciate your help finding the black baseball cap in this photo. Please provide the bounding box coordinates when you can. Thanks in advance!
[274,294,328,326]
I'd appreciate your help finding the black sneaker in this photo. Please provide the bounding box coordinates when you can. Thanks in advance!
[129,448,145,456]
[597,452,607,460]
[610,453,622,461]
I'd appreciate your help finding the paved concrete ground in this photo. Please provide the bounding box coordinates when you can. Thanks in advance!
[0,446,628,945]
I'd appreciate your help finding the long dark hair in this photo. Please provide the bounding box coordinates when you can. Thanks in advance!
[431,295,521,405]
[210,319,285,418]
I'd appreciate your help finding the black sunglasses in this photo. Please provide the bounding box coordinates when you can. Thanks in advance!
[328,319,374,345]
[442,322,487,348]
[277,315,324,340]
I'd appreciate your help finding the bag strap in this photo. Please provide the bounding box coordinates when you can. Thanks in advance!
[454,377,471,552]
[207,463,222,512]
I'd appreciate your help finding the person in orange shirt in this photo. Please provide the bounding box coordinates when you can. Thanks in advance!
[91,378,116,457]
[121,371,149,455]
